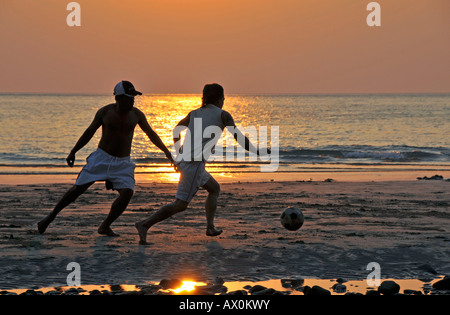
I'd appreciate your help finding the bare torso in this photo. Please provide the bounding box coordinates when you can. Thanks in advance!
[97,104,141,157]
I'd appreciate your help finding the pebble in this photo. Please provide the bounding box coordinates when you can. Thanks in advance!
[336,278,347,284]
[281,278,304,288]
[378,280,400,295]
[226,290,247,295]
[303,285,331,296]
[248,285,267,294]
[64,288,80,295]
[158,278,182,290]
[332,283,347,293]
[432,277,450,290]
[404,289,422,295]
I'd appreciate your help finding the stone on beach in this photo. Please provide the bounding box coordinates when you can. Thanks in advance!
[226,289,248,295]
[332,283,347,293]
[417,174,444,180]
[378,280,400,295]
[248,285,268,294]
[432,277,450,291]
[281,278,304,288]
[303,285,331,296]
[158,278,182,290]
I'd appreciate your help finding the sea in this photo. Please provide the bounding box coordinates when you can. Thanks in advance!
[0,94,449,177]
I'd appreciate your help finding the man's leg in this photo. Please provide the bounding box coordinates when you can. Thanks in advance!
[37,182,94,234]
[98,188,134,236]
[202,177,223,236]
[135,199,189,245]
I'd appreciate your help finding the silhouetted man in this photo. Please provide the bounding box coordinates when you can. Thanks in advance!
[38,81,173,236]
[135,83,266,245]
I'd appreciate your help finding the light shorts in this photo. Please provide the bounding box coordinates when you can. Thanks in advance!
[75,148,136,191]
[175,161,212,203]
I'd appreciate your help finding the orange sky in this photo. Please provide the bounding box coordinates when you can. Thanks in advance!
[0,0,449,94]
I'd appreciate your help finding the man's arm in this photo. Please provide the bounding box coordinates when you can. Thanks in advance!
[66,108,103,167]
[221,111,263,155]
[137,110,174,163]
[173,112,191,144]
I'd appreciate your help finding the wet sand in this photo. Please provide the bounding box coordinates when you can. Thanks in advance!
[0,173,449,292]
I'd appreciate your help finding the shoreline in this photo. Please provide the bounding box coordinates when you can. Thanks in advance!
[1,168,449,186]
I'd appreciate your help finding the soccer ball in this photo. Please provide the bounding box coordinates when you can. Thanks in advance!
[280,207,304,231]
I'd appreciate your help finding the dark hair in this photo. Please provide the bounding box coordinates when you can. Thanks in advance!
[202,83,224,107]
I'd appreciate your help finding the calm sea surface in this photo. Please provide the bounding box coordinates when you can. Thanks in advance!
[0,94,449,175]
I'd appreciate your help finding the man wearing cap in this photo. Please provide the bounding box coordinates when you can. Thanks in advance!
[38,81,174,236]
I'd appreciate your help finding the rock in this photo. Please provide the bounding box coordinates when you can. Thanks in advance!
[281,278,304,288]
[248,285,267,294]
[214,277,225,285]
[378,280,400,295]
[193,284,228,295]
[404,289,422,295]
[417,175,444,180]
[64,288,80,295]
[116,291,141,295]
[345,292,363,296]
[110,284,123,291]
[207,284,228,294]
[304,285,331,296]
[336,278,347,284]
[251,288,276,295]
[158,278,182,290]
[432,277,450,290]
[227,290,248,295]
[139,284,161,295]
[44,290,62,296]
[332,284,347,293]
[21,289,40,296]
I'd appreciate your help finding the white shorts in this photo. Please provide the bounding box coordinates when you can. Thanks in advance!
[75,148,136,191]
[175,161,212,202]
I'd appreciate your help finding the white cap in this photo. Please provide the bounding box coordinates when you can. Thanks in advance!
[113,81,142,97]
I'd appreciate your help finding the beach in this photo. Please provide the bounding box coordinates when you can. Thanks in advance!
[1,172,449,294]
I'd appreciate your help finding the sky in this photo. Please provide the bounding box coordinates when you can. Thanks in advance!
[0,0,449,94]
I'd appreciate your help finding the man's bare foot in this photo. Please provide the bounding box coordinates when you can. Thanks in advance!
[98,226,120,237]
[206,226,223,237]
[135,222,149,245]
[37,217,52,234]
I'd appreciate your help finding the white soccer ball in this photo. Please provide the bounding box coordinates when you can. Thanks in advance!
[280,207,304,231]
